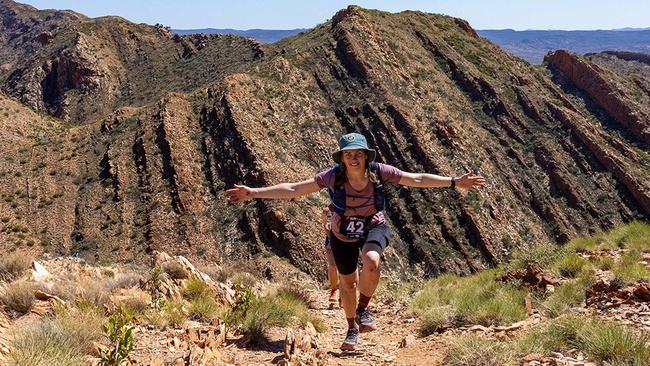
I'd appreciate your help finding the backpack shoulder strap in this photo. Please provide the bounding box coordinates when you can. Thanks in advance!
[369,162,386,211]
[328,164,346,215]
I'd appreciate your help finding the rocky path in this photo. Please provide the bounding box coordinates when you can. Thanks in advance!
[214,287,447,365]
[309,290,446,366]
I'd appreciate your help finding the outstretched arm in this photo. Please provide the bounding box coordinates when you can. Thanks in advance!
[225,178,321,203]
[398,170,485,190]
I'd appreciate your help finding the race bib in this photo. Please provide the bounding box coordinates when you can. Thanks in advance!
[342,217,366,239]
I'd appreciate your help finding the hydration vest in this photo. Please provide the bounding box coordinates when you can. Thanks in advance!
[327,162,386,216]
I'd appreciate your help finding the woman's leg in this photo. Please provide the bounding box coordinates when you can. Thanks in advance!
[326,244,339,300]
[329,236,363,350]
[358,243,381,303]
[338,271,359,320]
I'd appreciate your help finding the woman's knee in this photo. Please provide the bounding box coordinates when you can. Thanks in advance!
[339,275,358,291]
[362,251,381,272]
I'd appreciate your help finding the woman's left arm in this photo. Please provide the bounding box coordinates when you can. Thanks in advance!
[398,170,485,190]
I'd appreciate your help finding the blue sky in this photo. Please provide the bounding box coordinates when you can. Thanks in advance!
[19,0,650,31]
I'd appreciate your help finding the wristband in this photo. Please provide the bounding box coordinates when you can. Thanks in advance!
[451,176,457,189]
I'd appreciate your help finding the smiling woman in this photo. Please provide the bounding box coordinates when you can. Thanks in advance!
[225,132,485,351]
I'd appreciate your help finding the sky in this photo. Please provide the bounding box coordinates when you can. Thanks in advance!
[17,0,650,31]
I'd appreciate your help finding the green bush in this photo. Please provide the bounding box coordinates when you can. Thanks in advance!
[576,320,650,365]
[99,307,134,366]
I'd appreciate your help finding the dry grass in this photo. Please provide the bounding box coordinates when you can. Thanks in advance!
[8,304,104,365]
[0,252,32,282]
[163,261,188,280]
[1,280,35,315]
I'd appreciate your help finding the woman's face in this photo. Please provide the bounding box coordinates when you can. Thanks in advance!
[342,149,367,171]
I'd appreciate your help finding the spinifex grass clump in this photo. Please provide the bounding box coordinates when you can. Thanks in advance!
[0,252,32,282]
[8,304,103,366]
[411,269,527,336]
[223,284,324,345]
[444,316,650,366]
[613,251,650,283]
[182,276,221,322]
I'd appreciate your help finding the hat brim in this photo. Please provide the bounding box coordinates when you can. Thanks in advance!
[332,148,376,164]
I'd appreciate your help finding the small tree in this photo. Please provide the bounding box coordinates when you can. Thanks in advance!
[99,307,134,366]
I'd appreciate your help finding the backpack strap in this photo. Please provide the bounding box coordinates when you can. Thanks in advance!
[369,162,386,212]
[328,164,347,216]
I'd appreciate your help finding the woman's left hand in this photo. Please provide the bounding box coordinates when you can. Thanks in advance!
[456,170,486,190]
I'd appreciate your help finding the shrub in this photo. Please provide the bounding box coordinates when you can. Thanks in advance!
[242,297,293,345]
[1,281,35,315]
[606,221,650,251]
[0,252,32,282]
[162,299,187,327]
[99,307,134,366]
[78,278,111,308]
[144,299,187,329]
[199,264,229,282]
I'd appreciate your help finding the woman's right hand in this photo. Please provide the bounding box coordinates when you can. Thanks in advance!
[225,184,255,203]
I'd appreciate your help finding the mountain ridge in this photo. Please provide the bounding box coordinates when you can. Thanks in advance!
[0,2,648,279]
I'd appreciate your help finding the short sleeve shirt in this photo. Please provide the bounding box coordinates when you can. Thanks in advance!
[314,163,403,242]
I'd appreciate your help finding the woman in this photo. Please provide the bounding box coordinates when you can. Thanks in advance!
[225,133,485,351]
[322,206,340,309]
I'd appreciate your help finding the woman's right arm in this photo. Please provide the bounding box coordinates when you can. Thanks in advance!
[225,178,321,203]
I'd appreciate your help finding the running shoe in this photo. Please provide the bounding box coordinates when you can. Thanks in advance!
[340,327,359,351]
[355,307,377,333]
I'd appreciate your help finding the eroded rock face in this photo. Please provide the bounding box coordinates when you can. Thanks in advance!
[545,50,650,145]
[0,2,648,278]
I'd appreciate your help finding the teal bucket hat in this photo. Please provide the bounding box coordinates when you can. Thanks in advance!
[331,133,376,163]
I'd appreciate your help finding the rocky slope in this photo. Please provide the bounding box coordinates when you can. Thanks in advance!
[1,1,648,278]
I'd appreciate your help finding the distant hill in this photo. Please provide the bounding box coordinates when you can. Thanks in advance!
[173,27,650,64]
[477,29,650,64]
[172,28,306,43]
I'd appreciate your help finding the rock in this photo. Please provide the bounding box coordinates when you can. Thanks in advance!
[497,263,560,290]
[31,261,49,281]
[468,325,491,332]
[399,335,416,348]
[34,290,65,304]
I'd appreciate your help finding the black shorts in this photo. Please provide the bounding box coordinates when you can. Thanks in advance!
[329,224,391,275]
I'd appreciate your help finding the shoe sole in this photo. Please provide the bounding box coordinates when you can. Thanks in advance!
[340,342,357,351]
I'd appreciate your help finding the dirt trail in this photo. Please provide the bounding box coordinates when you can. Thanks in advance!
[218,288,447,365]
[309,289,446,366]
